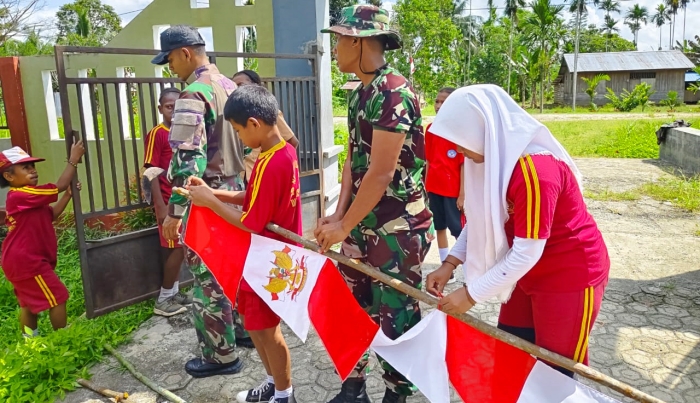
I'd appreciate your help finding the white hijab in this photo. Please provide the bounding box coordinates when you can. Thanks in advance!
[430,84,582,302]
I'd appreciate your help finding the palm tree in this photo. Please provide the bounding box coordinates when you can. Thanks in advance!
[625,4,649,49]
[602,14,620,37]
[665,0,680,49]
[599,0,621,16]
[652,4,669,50]
[523,0,564,112]
[75,9,91,38]
[504,0,526,94]
[569,0,587,110]
[680,0,694,46]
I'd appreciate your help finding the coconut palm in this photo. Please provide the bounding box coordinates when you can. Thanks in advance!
[504,0,526,94]
[665,0,680,48]
[599,0,621,17]
[652,4,669,50]
[523,0,564,112]
[625,4,649,49]
[569,0,587,109]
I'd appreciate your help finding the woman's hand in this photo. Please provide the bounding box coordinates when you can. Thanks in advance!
[439,286,476,315]
[426,263,455,297]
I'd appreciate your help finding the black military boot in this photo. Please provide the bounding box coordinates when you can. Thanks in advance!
[327,379,371,403]
[381,389,406,403]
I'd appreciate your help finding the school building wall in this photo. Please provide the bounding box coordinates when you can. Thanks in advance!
[5,0,338,216]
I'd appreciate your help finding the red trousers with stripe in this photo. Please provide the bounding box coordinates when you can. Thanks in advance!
[12,272,69,314]
[497,281,606,368]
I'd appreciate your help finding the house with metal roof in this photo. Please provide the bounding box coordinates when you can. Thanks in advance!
[554,50,696,106]
[686,71,700,103]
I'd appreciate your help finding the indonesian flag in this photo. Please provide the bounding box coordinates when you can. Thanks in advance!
[184,206,619,403]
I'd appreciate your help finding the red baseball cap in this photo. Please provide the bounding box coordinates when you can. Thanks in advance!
[0,147,45,171]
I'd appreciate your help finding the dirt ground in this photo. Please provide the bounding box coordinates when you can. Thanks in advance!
[62,158,700,403]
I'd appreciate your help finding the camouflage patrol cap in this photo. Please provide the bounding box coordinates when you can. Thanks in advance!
[321,5,402,51]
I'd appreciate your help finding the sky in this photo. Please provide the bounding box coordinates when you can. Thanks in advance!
[34,0,700,52]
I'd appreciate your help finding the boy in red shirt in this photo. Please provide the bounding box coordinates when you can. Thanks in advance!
[188,85,300,403]
[0,141,85,336]
[425,87,463,282]
[142,87,193,317]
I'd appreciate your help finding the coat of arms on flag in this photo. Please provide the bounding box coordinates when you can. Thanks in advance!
[264,246,308,302]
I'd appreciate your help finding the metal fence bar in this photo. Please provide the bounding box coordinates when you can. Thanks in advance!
[74,84,96,212]
[127,83,143,203]
[113,83,132,206]
[303,80,313,172]
[56,46,316,60]
[148,84,158,134]
[89,83,109,211]
[100,83,121,208]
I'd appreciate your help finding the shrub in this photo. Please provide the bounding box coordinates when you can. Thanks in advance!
[605,83,655,112]
[660,91,681,111]
[581,73,610,110]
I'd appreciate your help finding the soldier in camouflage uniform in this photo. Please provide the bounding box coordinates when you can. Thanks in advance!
[152,25,248,378]
[317,6,434,403]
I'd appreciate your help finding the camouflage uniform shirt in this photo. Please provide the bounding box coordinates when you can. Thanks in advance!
[167,64,243,217]
[347,65,432,235]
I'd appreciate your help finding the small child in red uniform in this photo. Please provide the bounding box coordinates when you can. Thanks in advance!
[0,141,85,336]
[425,87,463,283]
[188,85,300,403]
[143,87,192,317]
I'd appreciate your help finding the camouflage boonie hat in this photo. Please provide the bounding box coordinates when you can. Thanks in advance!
[321,5,402,51]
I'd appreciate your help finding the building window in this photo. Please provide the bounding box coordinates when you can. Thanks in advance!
[191,0,209,8]
[630,72,656,79]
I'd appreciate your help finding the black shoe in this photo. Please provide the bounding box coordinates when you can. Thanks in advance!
[236,379,275,402]
[327,379,371,403]
[184,357,243,378]
[381,389,406,403]
[236,336,255,349]
[272,392,297,403]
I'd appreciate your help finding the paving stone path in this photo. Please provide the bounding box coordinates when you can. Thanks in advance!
[63,159,700,403]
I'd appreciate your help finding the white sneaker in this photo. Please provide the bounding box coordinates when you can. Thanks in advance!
[237,379,274,402]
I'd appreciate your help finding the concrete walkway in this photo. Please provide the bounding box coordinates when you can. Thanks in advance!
[63,159,700,403]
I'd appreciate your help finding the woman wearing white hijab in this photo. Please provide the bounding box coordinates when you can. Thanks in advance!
[425,84,610,376]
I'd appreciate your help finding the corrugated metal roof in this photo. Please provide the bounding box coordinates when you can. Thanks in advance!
[686,72,700,82]
[562,51,695,73]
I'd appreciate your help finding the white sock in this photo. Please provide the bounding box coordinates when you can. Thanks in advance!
[275,386,293,399]
[266,374,275,385]
[173,281,180,294]
[439,248,449,262]
[158,286,176,303]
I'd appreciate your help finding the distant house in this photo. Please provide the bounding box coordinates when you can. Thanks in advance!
[554,51,696,106]
[685,70,700,104]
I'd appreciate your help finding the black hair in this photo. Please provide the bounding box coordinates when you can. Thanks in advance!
[233,70,262,85]
[0,167,14,188]
[438,87,456,95]
[224,85,279,127]
[186,44,207,56]
[159,87,181,103]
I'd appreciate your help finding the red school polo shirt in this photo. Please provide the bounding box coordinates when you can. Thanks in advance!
[1,184,59,282]
[504,154,610,293]
[143,124,173,202]
[240,140,302,291]
[425,123,464,198]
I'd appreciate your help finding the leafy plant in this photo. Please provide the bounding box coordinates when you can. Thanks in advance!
[120,175,156,231]
[660,90,681,111]
[604,82,654,112]
[581,73,610,110]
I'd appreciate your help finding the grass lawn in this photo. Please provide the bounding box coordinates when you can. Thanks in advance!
[0,219,154,402]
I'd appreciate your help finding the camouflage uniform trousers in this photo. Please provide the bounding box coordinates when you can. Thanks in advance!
[338,227,431,396]
[183,176,247,363]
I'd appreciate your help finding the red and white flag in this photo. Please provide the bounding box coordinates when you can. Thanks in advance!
[184,206,619,403]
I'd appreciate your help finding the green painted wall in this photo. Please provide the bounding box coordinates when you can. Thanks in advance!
[14,0,278,212]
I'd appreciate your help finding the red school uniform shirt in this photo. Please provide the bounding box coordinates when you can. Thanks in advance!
[425,123,464,198]
[240,140,302,291]
[505,154,610,293]
[1,184,59,282]
[143,124,173,202]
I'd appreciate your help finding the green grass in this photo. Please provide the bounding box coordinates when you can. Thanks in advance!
[334,123,349,181]
[584,189,641,202]
[584,175,700,213]
[544,119,675,159]
[526,103,700,115]
[0,218,154,402]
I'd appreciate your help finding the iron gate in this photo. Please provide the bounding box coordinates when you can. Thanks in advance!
[55,46,324,318]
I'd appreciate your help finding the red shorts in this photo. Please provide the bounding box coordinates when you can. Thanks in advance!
[498,281,606,366]
[12,272,69,314]
[158,223,182,249]
[238,285,280,331]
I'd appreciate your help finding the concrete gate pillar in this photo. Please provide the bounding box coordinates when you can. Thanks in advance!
[272,0,341,217]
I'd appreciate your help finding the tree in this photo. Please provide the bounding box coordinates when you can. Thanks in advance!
[679,0,694,45]
[581,73,610,109]
[563,24,635,52]
[625,4,648,49]
[56,0,121,46]
[391,0,462,97]
[0,30,52,56]
[602,14,620,37]
[652,4,669,50]
[330,0,355,26]
[665,0,679,49]
[504,0,526,94]
[365,0,383,5]
[569,0,586,110]
[523,0,564,112]
[0,0,44,47]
